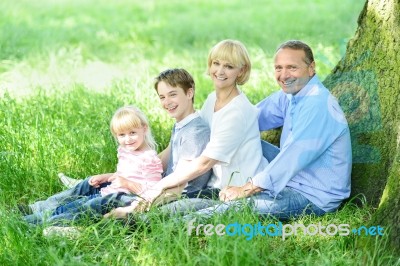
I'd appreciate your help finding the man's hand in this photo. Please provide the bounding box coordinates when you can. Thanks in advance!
[219,182,263,202]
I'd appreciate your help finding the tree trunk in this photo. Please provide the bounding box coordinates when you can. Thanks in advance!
[323,0,400,251]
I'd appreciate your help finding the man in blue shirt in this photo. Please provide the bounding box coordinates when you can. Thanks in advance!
[219,40,352,220]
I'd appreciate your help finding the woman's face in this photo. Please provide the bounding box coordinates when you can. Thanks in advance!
[209,59,243,90]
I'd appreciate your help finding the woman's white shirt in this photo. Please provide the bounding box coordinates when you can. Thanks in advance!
[200,91,268,189]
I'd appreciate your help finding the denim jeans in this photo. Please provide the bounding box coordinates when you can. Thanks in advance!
[44,192,136,225]
[176,140,326,221]
[28,177,108,213]
[25,190,136,225]
[24,177,125,225]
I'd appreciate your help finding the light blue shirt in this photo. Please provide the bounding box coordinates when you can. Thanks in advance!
[253,75,352,212]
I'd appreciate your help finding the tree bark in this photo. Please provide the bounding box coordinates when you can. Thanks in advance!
[323,0,400,251]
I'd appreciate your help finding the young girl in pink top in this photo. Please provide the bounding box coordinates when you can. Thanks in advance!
[24,106,162,225]
[100,106,162,196]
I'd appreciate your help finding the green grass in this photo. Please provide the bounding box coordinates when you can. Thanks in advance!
[1,0,399,265]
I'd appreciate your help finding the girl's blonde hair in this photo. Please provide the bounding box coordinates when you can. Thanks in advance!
[207,39,251,85]
[110,106,157,150]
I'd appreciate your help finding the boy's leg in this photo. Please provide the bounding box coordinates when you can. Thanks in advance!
[29,177,110,213]
[52,195,97,215]
[159,198,219,216]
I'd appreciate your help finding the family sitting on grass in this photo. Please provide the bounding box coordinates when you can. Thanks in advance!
[20,39,352,235]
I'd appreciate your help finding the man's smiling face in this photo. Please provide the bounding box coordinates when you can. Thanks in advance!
[274,48,315,95]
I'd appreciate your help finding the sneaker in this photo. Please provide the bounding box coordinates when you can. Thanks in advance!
[17,204,33,215]
[58,173,82,189]
[43,226,81,238]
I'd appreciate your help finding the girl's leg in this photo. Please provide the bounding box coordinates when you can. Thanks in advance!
[29,177,110,213]
[47,193,135,225]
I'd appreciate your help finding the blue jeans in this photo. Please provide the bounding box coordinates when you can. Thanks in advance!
[175,140,325,221]
[28,177,107,213]
[43,192,136,225]
[24,177,136,225]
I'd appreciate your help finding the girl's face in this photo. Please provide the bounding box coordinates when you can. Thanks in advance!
[157,81,194,122]
[115,126,148,152]
[209,59,243,90]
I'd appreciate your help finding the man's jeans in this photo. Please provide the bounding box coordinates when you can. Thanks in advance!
[166,140,326,221]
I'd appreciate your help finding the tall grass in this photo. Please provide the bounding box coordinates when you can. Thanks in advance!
[1,0,399,265]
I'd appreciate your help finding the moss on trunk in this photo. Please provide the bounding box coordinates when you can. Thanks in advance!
[323,0,400,251]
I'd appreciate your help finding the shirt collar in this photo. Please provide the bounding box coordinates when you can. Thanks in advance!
[175,111,199,130]
[286,75,320,103]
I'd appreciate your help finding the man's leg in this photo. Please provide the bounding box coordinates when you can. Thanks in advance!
[29,177,110,213]
[261,140,280,162]
[251,187,326,220]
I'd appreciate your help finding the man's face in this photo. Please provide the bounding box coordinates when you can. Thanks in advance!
[274,48,315,95]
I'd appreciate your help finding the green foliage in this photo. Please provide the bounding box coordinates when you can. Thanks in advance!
[2,0,398,265]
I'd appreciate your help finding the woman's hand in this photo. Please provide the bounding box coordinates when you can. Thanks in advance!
[219,186,245,202]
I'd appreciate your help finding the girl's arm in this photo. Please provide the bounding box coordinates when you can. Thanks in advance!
[89,173,114,188]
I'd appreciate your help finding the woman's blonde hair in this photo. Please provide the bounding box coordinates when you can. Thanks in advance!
[110,106,157,150]
[207,39,251,85]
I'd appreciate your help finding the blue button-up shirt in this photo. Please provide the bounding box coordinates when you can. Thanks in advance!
[253,75,352,212]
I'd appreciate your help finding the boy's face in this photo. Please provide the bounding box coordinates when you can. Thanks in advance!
[157,81,194,122]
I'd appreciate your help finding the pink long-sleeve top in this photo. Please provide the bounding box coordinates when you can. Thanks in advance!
[100,147,163,196]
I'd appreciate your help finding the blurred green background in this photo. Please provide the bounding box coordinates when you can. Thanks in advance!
[4,1,396,266]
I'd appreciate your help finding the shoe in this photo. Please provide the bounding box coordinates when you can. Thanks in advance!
[17,204,33,215]
[43,226,81,238]
[58,173,82,189]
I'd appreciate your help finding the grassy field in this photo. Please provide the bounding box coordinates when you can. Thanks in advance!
[1,0,399,265]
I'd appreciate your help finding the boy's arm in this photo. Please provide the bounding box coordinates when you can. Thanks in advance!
[140,155,217,203]
[158,144,171,172]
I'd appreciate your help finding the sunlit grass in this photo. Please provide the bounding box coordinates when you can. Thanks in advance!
[2,0,399,265]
